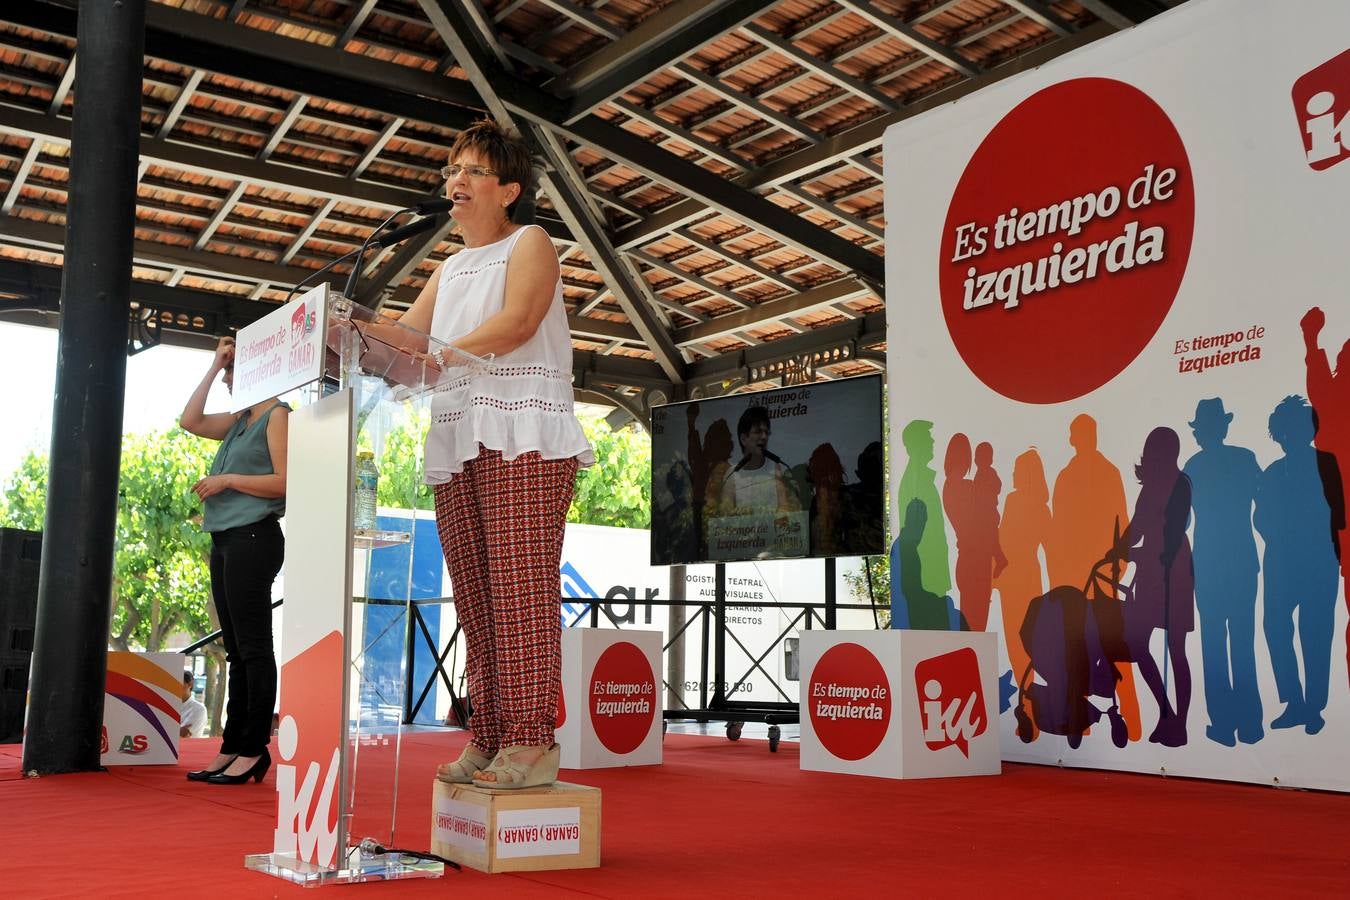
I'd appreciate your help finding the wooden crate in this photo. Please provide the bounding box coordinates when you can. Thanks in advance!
[430,779,601,873]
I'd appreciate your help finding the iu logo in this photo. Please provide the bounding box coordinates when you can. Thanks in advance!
[1292,49,1350,171]
[273,714,340,867]
[914,648,987,758]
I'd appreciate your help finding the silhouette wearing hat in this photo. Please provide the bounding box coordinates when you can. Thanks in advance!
[1182,397,1264,746]
[1300,307,1350,687]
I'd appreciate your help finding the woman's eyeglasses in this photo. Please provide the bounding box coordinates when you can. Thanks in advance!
[441,164,498,180]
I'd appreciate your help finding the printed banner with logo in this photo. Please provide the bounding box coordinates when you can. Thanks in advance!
[231,284,325,412]
[883,0,1350,790]
[100,651,183,766]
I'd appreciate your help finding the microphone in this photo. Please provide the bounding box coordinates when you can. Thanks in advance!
[286,212,446,306]
[342,196,453,301]
[412,198,455,215]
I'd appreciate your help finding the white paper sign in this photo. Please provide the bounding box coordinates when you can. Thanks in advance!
[432,797,489,855]
[494,807,582,859]
[232,284,326,411]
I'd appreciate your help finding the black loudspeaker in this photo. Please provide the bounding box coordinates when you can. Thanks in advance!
[0,527,41,745]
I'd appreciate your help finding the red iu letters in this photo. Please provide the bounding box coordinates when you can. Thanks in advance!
[1292,49,1350,172]
[914,647,987,758]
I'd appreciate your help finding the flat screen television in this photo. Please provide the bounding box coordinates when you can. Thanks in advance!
[650,374,885,566]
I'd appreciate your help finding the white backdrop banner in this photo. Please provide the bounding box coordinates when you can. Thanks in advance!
[884,0,1350,790]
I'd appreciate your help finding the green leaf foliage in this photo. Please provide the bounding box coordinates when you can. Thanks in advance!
[567,413,651,529]
[1,428,218,650]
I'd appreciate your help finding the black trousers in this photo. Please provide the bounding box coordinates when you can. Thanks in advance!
[209,516,284,756]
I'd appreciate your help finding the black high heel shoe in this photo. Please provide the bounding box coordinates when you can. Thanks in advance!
[186,754,238,782]
[206,749,271,785]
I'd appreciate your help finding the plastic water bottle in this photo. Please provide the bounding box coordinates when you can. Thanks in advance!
[354,451,379,531]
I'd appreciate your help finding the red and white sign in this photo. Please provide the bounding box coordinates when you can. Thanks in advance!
[940,77,1193,404]
[557,629,662,769]
[799,631,999,780]
[232,284,326,412]
[432,796,489,857]
[886,0,1350,792]
[495,808,582,859]
[1292,48,1350,172]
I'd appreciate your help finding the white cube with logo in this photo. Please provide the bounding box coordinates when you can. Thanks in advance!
[100,651,185,766]
[556,628,663,769]
[799,630,1000,779]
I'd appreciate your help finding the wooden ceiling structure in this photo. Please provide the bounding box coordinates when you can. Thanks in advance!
[0,0,1178,419]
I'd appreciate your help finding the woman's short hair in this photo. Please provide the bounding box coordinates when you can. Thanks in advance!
[448,119,533,219]
[737,406,771,437]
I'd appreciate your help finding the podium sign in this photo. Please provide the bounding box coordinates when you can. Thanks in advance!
[100,651,184,766]
[799,630,1000,779]
[557,629,663,769]
[231,285,327,412]
[245,297,491,886]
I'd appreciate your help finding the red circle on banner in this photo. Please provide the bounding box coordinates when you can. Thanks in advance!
[939,78,1194,403]
[589,641,656,754]
[808,643,891,761]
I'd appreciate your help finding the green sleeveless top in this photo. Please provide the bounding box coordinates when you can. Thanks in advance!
[203,402,288,533]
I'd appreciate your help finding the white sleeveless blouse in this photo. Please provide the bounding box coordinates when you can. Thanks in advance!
[423,224,594,483]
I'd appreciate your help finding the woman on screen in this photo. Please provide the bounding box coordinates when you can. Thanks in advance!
[719,406,801,517]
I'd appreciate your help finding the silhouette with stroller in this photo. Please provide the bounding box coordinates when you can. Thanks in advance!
[897,420,951,599]
[995,449,1052,734]
[1108,427,1193,748]
[1183,398,1264,747]
[942,434,1006,631]
[890,499,965,631]
[1255,395,1343,736]
[1300,306,1350,685]
[1047,414,1142,742]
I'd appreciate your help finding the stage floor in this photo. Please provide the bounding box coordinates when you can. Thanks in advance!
[3,730,1347,898]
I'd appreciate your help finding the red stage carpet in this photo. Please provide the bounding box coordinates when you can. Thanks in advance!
[2,732,1347,898]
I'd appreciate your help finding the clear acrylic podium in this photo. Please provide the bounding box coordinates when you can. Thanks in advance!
[245,288,490,886]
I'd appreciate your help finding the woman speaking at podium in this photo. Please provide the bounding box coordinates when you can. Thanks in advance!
[179,337,289,785]
[398,120,593,790]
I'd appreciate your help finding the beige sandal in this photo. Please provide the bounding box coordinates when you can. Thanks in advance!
[436,744,494,784]
[471,743,560,790]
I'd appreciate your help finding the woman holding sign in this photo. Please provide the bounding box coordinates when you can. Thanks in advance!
[396,120,592,790]
[180,336,289,785]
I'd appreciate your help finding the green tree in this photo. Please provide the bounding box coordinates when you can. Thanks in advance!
[568,413,651,528]
[0,429,218,651]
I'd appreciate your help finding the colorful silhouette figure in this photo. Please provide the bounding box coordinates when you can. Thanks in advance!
[1255,396,1342,736]
[1300,306,1350,684]
[974,442,1009,579]
[1047,414,1142,742]
[1109,427,1194,748]
[996,449,1052,720]
[890,499,964,631]
[1183,398,1264,747]
[807,443,846,556]
[943,434,1004,631]
[897,420,951,599]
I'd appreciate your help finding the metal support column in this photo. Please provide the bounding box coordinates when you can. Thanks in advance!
[23,0,145,774]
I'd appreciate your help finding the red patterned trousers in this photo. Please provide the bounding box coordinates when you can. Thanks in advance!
[433,449,578,750]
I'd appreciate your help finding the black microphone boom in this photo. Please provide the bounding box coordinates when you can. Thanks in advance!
[342,195,452,301]
[413,198,455,216]
[286,212,446,306]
